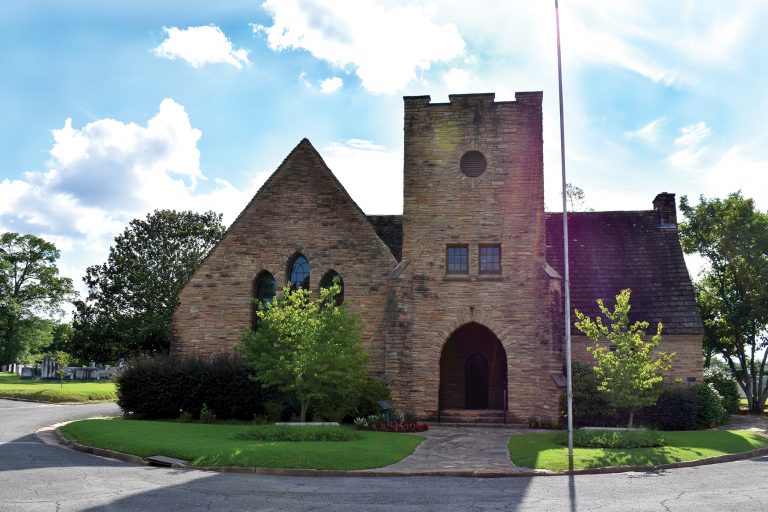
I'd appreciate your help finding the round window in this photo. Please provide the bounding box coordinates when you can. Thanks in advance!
[460,151,487,177]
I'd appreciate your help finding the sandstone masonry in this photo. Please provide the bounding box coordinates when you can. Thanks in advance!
[171,92,704,423]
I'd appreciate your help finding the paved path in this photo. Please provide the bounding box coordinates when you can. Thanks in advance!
[375,425,532,473]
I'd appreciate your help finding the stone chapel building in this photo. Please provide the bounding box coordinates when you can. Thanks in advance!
[171,92,703,423]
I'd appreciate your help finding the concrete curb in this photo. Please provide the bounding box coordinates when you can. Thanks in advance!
[0,396,116,405]
[38,422,768,478]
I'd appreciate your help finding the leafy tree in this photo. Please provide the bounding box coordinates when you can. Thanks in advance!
[241,281,368,422]
[575,289,676,428]
[71,210,225,362]
[0,233,74,365]
[679,192,768,413]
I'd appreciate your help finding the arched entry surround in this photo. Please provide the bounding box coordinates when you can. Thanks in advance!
[439,322,507,410]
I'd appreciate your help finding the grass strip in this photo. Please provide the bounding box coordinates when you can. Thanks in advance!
[234,425,363,442]
[509,430,768,472]
[60,418,423,470]
[0,373,116,403]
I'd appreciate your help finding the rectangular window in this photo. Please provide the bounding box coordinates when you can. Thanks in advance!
[446,245,469,274]
[479,244,501,274]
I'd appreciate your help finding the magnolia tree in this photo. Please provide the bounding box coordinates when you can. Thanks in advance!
[240,281,368,422]
[575,289,676,428]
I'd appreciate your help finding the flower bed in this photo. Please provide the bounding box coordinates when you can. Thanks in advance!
[354,412,429,432]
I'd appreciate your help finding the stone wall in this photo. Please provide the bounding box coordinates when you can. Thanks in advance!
[571,334,704,383]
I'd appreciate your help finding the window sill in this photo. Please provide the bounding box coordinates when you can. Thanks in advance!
[478,274,504,281]
[444,274,470,281]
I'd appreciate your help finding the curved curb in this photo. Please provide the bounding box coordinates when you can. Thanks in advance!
[39,423,768,478]
[0,396,116,405]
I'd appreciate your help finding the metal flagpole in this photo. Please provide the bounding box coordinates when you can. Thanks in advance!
[554,0,574,463]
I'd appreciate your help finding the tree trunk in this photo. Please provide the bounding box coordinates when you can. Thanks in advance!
[627,409,635,429]
[300,399,310,423]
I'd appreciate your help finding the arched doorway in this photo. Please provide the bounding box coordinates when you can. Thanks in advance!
[439,322,507,411]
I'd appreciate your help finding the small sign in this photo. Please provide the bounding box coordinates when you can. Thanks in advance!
[377,400,393,410]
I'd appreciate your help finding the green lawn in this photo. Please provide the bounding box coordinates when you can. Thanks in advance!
[0,373,116,403]
[508,430,768,472]
[60,418,424,470]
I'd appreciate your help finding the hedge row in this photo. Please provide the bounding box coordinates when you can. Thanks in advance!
[116,354,391,422]
[565,361,733,430]
[117,354,271,420]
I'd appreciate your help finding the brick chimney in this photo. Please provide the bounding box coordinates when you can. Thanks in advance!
[653,192,677,228]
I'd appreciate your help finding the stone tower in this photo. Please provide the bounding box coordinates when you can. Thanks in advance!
[388,92,563,422]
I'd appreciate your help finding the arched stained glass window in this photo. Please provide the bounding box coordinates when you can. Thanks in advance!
[252,271,276,330]
[288,254,310,291]
[319,270,344,305]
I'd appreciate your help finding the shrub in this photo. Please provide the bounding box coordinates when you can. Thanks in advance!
[562,361,619,427]
[638,383,729,430]
[352,378,392,418]
[696,383,728,428]
[704,365,741,414]
[117,353,272,420]
[528,416,560,430]
[234,425,363,442]
[200,404,217,424]
[354,412,428,432]
[561,429,666,449]
[637,384,698,430]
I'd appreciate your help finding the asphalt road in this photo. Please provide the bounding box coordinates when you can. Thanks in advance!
[1,398,767,511]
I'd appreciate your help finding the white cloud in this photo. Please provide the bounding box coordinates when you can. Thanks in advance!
[318,76,343,93]
[674,121,711,147]
[0,99,260,289]
[256,0,465,94]
[322,139,402,214]
[442,68,470,93]
[624,118,665,144]
[689,145,768,209]
[153,25,249,69]
[667,121,711,169]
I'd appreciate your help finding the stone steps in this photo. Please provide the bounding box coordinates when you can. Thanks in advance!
[438,409,514,426]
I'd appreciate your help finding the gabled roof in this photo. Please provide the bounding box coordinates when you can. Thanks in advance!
[177,139,399,297]
[546,210,704,335]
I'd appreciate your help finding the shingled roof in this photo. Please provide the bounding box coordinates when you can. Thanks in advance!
[546,210,704,335]
[367,215,403,262]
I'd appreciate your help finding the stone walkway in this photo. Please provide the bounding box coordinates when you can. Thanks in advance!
[370,425,534,473]
[721,413,768,433]
[364,414,768,475]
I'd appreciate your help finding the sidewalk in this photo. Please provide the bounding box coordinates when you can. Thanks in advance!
[371,425,533,474]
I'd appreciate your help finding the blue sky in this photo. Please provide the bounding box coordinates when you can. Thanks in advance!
[2,0,767,299]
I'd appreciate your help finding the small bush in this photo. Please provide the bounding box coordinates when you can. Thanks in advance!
[352,378,392,418]
[234,425,363,442]
[638,383,729,430]
[562,361,620,427]
[200,404,217,424]
[528,416,560,430]
[696,383,728,428]
[704,365,741,414]
[353,412,428,432]
[559,429,666,449]
[637,384,698,430]
[117,354,272,420]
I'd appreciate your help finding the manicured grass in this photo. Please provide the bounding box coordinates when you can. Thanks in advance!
[0,373,116,403]
[508,430,768,472]
[60,418,424,470]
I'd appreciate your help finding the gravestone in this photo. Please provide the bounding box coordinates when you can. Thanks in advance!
[20,367,34,379]
[41,355,56,380]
